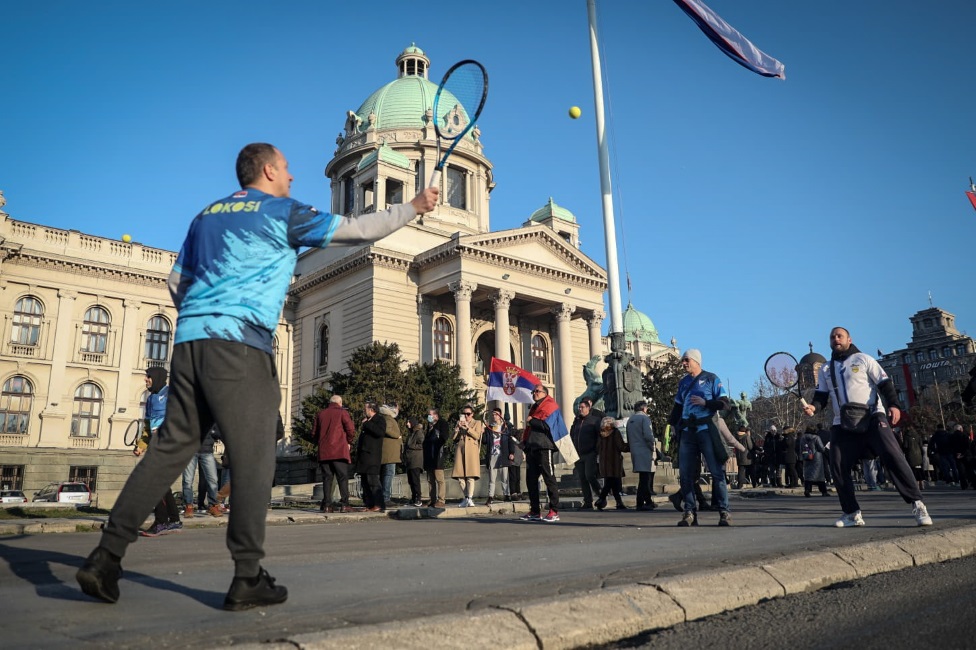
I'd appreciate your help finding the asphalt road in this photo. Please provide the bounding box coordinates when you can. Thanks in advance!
[1,488,974,648]
[608,552,976,649]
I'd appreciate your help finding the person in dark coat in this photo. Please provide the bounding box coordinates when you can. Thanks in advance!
[797,426,828,496]
[355,402,386,511]
[733,426,753,489]
[595,417,628,510]
[900,427,925,491]
[765,427,782,487]
[570,398,604,509]
[403,417,425,507]
[782,427,800,488]
[422,409,449,507]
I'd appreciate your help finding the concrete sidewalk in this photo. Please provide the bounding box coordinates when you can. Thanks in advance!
[221,522,976,650]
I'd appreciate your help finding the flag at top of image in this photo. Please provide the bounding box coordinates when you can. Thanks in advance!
[673,0,786,80]
[967,178,976,212]
[486,357,541,404]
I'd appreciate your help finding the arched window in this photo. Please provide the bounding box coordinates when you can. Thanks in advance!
[71,382,103,437]
[943,346,952,358]
[433,317,453,361]
[11,296,43,346]
[0,376,33,435]
[929,349,938,361]
[446,166,466,210]
[915,351,925,364]
[145,315,171,365]
[531,335,549,375]
[318,323,329,370]
[81,306,110,354]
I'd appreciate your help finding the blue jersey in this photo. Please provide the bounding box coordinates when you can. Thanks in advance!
[170,189,341,353]
[675,371,727,426]
[145,386,168,431]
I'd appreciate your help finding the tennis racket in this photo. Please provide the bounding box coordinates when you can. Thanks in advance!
[429,59,488,189]
[123,419,143,447]
[764,352,810,408]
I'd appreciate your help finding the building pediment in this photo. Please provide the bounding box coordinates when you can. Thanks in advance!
[414,225,607,289]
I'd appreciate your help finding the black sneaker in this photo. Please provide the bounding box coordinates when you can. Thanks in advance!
[719,511,733,527]
[76,547,122,604]
[668,492,683,512]
[224,568,288,611]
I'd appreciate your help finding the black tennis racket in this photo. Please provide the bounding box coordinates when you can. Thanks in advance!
[123,419,143,447]
[764,352,810,408]
[429,59,488,188]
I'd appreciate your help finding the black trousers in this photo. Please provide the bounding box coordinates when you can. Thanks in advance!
[406,467,423,502]
[319,460,350,507]
[508,466,522,495]
[830,414,922,514]
[360,472,384,510]
[153,490,180,525]
[100,340,280,579]
[636,471,653,507]
[526,448,559,513]
[599,476,624,504]
[574,451,601,506]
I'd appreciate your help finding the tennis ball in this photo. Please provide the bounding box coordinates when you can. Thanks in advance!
[122,234,132,243]
[568,106,581,119]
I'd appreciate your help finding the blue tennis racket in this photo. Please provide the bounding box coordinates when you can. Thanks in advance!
[429,59,488,188]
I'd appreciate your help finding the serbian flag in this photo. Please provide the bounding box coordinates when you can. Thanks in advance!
[967,191,976,212]
[487,357,540,404]
[673,0,786,80]
[523,391,579,466]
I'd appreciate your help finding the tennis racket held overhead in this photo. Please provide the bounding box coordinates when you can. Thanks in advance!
[429,59,488,189]
[764,352,810,408]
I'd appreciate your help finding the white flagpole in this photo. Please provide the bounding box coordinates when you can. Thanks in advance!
[586,0,624,336]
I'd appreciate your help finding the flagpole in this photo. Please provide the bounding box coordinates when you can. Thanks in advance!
[587,0,629,418]
[587,0,623,336]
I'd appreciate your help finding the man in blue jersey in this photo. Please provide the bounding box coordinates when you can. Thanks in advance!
[802,327,933,528]
[77,143,438,610]
[668,349,732,527]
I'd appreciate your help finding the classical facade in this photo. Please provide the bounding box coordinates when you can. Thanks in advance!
[878,305,975,408]
[0,45,680,502]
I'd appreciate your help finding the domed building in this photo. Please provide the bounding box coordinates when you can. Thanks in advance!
[289,45,609,425]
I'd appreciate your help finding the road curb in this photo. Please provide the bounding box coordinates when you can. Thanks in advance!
[224,524,976,649]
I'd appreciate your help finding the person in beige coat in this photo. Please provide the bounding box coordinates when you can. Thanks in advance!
[452,405,484,507]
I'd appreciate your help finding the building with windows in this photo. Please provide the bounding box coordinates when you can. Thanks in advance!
[0,45,674,503]
[877,305,975,408]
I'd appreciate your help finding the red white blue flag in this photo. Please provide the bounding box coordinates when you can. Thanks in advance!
[487,357,540,404]
[673,0,786,80]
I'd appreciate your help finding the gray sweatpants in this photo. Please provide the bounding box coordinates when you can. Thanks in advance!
[99,339,280,578]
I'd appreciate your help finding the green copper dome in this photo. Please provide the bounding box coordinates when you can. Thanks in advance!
[529,197,577,224]
[353,44,472,133]
[623,302,660,344]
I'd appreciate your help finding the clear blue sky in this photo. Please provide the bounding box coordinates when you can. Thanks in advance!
[3,1,975,397]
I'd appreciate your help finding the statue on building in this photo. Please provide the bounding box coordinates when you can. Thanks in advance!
[0,190,6,214]
[729,391,752,430]
[574,355,606,415]
[345,110,363,136]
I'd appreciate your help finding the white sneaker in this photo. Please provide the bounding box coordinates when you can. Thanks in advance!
[834,511,865,528]
[913,500,933,526]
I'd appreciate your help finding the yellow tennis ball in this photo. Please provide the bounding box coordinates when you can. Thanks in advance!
[568,106,581,119]
[122,234,132,243]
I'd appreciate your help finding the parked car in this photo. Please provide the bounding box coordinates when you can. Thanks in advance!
[0,489,28,504]
[32,482,92,505]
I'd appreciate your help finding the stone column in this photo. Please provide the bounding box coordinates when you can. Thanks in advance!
[552,303,576,409]
[492,289,515,363]
[449,280,477,389]
[418,295,433,363]
[586,309,605,360]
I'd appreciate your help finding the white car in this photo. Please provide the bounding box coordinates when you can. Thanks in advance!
[32,482,92,505]
[0,489,28,504]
